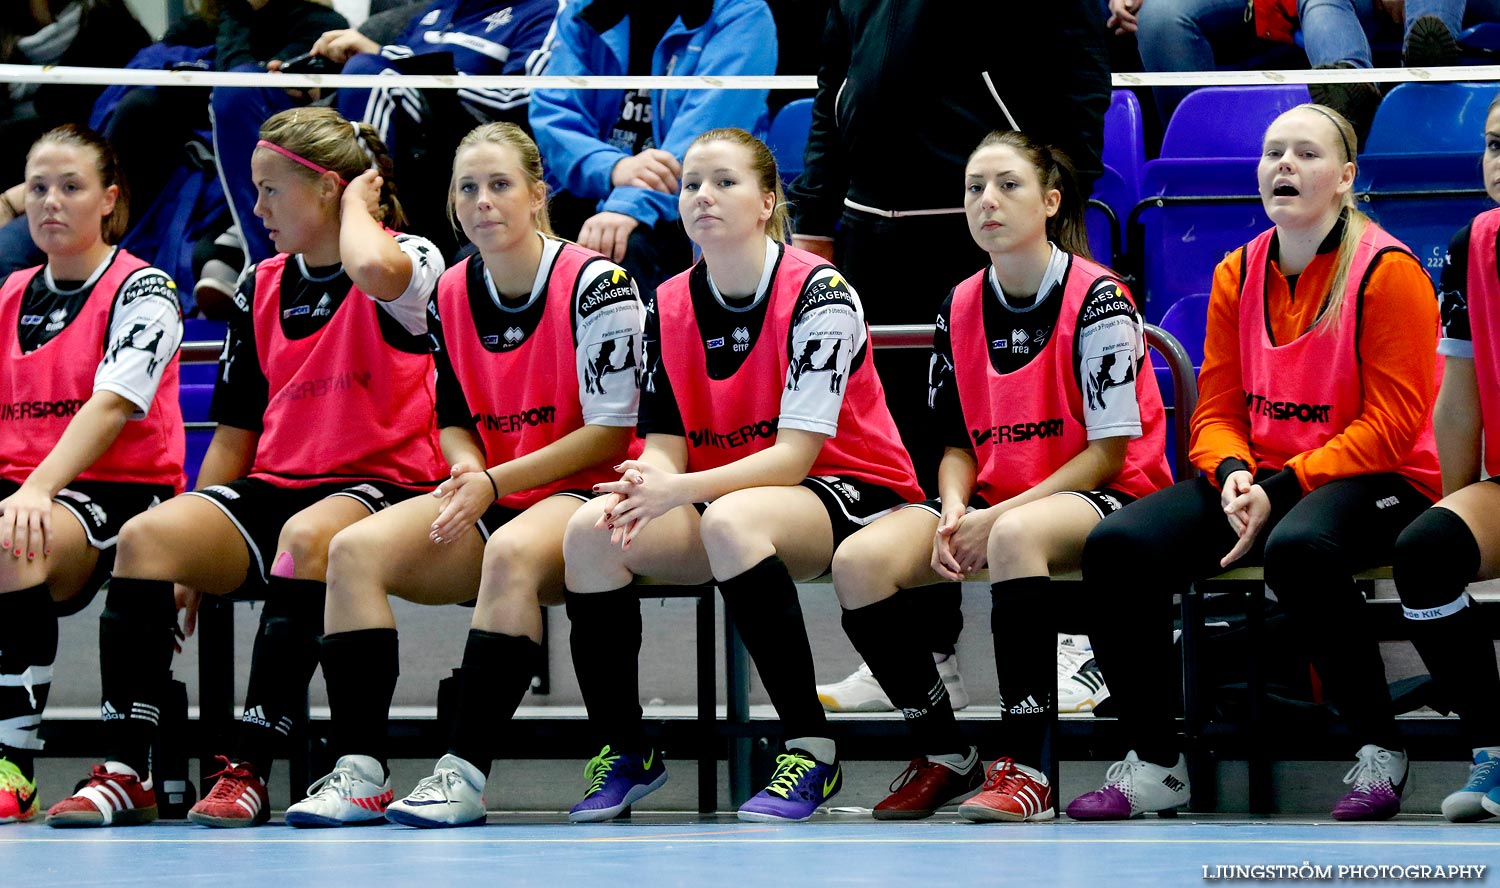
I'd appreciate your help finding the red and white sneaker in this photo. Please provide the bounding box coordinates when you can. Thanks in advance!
[45,764,157,827]
[188,756,270,828]
[958,758,1056,823]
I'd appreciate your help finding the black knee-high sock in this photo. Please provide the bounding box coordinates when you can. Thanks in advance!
[992,576,1056,770]
[719,556,827,740]
[100,578,176,778]
[842,594,963,757]
[1395,507,1500,748]
[321,628,398,774]
[234,577,325,778]
[449,629,540,775]
[564,589,645,754]
[0,585,57,781]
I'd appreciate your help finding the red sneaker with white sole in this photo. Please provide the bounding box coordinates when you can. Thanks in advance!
[958,758,1055,823]
[188,756,270,828]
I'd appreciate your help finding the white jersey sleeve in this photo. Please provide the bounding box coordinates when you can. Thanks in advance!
[94,268,184,419]
[573,260,643,427]
[369,234,446,335]
[1075,277,1145,440]
[779,268,866,437]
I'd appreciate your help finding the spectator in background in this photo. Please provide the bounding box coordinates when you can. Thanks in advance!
[527,0,777,294]
[0,0,150,181]
[212,0,558,266]
[1402,1,1500,67]
[1108,0,1384,140]
[792,0,1108,715]
[0,0,347,296]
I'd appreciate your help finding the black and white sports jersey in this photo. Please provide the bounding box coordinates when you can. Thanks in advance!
[430,235,643,430]
[211,234,444,431]
[640,237,867,437]
[1438,222,1475,357]
[930,245,1145,448]
[11,249,182,418]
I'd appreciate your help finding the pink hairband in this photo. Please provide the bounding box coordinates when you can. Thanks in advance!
[256,139,348,186]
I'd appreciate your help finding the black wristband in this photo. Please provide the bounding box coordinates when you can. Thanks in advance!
[483,469,500,502]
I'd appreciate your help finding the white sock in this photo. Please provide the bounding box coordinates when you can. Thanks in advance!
[786,737,836,765]
[928,748,978,773]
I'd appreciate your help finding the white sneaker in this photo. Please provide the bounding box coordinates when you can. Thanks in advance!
[817,662,893,712]
[1065,751,1191,820]
[1057,634,1110,713]
[817,657,970,712]
[284,755,393,828]
[385,754,487,828]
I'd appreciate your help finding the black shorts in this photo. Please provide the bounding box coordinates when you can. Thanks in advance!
[475,490,593,541]
[185,477,424,586]
[799,475,910,548]
[906,488,1136,522]
[691,477,908,548]
[0,478,176,617]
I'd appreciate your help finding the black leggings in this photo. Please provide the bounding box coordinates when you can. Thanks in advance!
[1081,471,1431,764]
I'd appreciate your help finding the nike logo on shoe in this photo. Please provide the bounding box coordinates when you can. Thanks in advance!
[644,750,655,771]
[823,768,840,797]
[15,785,36,813]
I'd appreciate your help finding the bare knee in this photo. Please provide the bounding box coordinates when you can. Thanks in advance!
[275,517,342,580]
[699,501,769,574]
[563,502,625,590]
[325,521,385,586]
[114,510,173,577]
[986,512,1034,570]
[831,539,897,609]
[480,532,546,593]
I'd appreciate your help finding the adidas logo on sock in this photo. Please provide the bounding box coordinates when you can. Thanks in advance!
[101,702,123,721]
[1007,695,1046,716]
[242,706,271,729]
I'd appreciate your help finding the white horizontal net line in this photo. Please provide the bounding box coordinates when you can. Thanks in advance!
[5,63,1500,90]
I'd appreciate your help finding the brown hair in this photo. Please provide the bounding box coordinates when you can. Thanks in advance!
[685,127,791,243]
[448,122,552,236]
[1281,103,1369,334]
[28,124,129,245]
[968,130,1091,259]
[257,107,407,229]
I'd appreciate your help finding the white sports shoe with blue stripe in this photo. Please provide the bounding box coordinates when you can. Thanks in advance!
[385,754,487,828]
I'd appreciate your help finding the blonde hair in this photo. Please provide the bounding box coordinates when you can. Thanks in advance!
[257,107,407,229]
[28,124,129,245]
[968,130,1092,259]
[447,122,553,236]
[685,127,791,243]
[1280,103,1369,334]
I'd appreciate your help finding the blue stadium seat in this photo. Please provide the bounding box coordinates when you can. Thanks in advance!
[1127,86,1308,321]
[1087,166,1129,268]
[179,383,214,422]
[1459,23,1500,63]
[1160,85,1311,159]
[1102,89,1146,208]
[1159,292,1210,368]
[767,98,813,185]
[1359,82,1497,285]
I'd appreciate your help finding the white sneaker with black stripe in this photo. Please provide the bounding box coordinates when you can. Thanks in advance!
[385,754,487,828]
[1058,634,1110,713]
[285,755,393,828]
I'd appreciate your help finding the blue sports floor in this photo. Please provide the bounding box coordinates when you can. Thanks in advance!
[5,815,1499,887]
